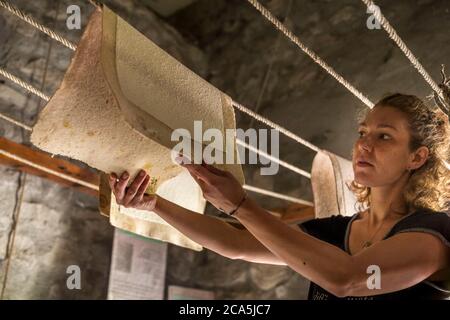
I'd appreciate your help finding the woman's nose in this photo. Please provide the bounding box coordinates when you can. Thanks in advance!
[358,136,373,152]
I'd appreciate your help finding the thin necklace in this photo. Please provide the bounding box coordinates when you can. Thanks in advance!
[362,209,408,248]
[362,217,386,248]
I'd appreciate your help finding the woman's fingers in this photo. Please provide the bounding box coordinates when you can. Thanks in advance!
[174,156,208,193]
[176,156,227,182]
[180,162,215,184]
[109,170,154,209]
[202,162,227,176]
[190,173,208,192]
[122,170,148,206]
[108,172,118,190]
[129,175,151,207]
[115,171,130,202]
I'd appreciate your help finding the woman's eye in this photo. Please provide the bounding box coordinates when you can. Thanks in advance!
[379,133,391,140]
[358,131,366,138]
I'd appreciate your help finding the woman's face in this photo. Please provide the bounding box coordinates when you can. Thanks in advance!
[352,106,415,187]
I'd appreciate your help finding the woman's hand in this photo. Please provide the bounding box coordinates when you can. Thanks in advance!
[176,156,247,215]
[108,170,157,211]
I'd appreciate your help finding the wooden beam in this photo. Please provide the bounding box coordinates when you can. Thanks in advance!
[0,137,315,224]
[98,172,112,217]
[0,137,99,197]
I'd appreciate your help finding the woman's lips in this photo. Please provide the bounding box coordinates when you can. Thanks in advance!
[356,160,374,167]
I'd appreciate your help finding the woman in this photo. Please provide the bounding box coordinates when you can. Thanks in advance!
[108,93,450,300]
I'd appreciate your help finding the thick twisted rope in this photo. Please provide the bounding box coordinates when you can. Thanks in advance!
[0,0,323,155]
[1,0,445,202]
[249,0,293,129]
[0,149,100,190]
[0,67,50,101]
[360,0,445,103]
[243,184,313,206]
[0,0,77,51]
[0,69,98,190]
[0,121,317,204]
[0,66,44,131]
[0,66,314,179]
[0,139,313,203]
[0,71,313,204]
[232,101,321,153]
[246,0,374,109]
[236,138,311,179]
[0,112,32,131]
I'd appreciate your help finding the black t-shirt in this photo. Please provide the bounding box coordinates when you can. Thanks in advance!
[298,209,450,300]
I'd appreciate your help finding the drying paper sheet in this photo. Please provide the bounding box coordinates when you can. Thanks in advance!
[311,151,357,218]
[30,6,244,250]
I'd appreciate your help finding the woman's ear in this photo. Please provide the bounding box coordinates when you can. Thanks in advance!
[408,146,429,170]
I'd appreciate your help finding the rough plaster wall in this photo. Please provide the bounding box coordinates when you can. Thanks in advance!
[1,0,449,300]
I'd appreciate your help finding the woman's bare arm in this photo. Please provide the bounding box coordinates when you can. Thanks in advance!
[233,196,450,297]
[154,196,286,265]
[109,170,286,265]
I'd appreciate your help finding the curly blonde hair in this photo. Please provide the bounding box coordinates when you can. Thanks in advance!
[350,93,450,213]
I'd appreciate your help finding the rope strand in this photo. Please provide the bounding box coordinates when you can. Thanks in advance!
[0,111,313,204]
[0,142,312,204]
[233,101,321,153]
[0,0,323,154]
[0,112,32,131]
[360,0,444,100]
[0,67,50,101]
[236,138,311,179]
[246,0,374,109]
[0,0,321,202]
[0,148,100,190]
[243,184,313,206]
[0,0,77,51]
[0,67,316,180]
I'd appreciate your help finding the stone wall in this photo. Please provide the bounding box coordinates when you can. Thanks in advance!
[0,0,211,299]
[165,0,450,298]
[1,0,449,299]
[169,0,450,209]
